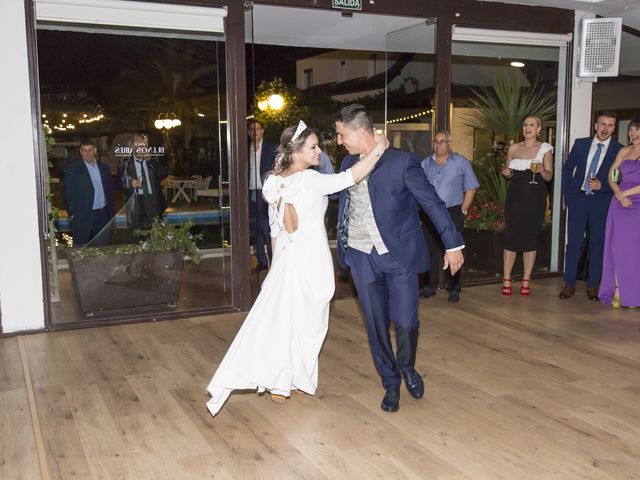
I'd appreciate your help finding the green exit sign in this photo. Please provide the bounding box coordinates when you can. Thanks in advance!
[332,0,363,11]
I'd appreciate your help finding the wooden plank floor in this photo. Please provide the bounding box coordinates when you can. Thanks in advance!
[3,277,640,480]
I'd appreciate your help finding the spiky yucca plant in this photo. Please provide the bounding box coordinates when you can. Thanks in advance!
[467,76,556,142]
[463,75,556,212]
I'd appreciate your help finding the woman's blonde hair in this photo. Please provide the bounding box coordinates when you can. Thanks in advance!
[524,116,542,128]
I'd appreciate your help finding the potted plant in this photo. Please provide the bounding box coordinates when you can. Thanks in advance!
[463,202,506,273]
[463,201,552,275]
[67,219,202,316]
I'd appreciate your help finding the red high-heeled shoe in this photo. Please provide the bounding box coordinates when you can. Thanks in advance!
[501,278,512,296]
[520,279,531,296]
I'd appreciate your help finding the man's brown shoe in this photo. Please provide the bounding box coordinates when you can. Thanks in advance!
[558,285,575,299]
[587,286,600,301]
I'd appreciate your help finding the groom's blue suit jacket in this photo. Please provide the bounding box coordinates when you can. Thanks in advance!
[337,147,463,273]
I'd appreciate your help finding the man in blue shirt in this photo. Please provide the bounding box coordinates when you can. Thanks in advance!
[63,138,116,246]
[421,130,479,303]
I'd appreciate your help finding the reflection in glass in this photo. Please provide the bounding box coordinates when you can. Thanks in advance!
[37,27,232,324]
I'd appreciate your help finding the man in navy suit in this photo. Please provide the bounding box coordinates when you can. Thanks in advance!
[248,119,277,271]
[560,112,623,300]
[335,104,464,412]
[63,138,116,246]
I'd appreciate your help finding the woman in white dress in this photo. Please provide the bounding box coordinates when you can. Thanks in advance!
[206,121,387,416]
[500,116,554,296]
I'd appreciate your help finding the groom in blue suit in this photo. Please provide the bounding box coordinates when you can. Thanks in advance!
[560,112,622,301]
[336,104,464,412]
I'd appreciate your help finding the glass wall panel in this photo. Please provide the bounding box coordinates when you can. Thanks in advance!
[451,39,564,282]
[37,22,233,324]
[385,22,436,158]
[246,6,434,299]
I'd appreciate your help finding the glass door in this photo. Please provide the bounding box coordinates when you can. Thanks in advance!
[35,0,234,325]
[450,29,569,282]
[384,22,437,157]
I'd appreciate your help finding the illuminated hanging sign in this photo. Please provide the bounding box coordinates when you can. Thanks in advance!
[332,0,362,11]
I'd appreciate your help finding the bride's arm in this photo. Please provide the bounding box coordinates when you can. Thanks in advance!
[349,137,387,183]
[305,135,388,196]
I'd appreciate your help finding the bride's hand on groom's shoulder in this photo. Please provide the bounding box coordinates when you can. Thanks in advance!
[373,131,390,150]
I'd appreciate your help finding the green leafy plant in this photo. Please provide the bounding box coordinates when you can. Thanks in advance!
[472,153,508,208]
[466,75,556,142]
[72,218,203,264]
[254,77,311,140]
[465,202,505,232]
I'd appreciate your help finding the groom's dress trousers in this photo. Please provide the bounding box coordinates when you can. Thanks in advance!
[344,176,420,391]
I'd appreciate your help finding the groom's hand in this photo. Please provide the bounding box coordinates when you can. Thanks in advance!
[443,250,464,275]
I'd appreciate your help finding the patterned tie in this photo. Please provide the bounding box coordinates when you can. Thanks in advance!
[583,143,604,193]
[338,192,351,248]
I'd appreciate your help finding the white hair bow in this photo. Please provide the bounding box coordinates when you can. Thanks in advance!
[291,120,308,142]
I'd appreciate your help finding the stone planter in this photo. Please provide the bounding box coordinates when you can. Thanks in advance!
[463,226,552,277]
[462,228,505,274]
[68,249,183,316]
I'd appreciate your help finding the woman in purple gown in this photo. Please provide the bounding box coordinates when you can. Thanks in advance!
[599,117,640,308]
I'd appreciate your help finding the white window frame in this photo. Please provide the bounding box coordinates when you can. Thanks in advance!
[452,27,572,47]
[35,0,227,33]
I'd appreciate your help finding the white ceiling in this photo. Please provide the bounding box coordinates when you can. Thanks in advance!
[480,0,640,31]
[252,1,640,50]
[251,2,639,75]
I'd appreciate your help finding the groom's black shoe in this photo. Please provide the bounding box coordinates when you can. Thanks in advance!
[380,389,400,412]
[401,367,424,399]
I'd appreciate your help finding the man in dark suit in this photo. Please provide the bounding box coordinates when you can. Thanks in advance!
[63,138,116,246]
[560,112,623,300]
[117,133,168,229]
[248,119,277,271]
[335,104,464,412]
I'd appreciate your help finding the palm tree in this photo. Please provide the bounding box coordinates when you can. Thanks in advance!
[109,46,220,171]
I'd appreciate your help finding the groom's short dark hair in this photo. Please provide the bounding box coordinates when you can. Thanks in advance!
[336,103,374,134]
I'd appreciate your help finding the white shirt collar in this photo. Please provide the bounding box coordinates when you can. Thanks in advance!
[592,136,612,148]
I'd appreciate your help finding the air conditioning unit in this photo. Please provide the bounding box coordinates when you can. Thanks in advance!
[577,17,623,78]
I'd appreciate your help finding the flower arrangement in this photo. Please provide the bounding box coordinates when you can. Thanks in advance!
[71,218,203,264]
[465,202,505,232]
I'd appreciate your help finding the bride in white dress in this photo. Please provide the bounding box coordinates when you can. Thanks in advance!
[206,121,387,416]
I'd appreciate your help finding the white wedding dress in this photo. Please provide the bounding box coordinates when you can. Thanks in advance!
[206,168,355,416]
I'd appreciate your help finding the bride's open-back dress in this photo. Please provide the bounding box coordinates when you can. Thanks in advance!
[206,168,355,416]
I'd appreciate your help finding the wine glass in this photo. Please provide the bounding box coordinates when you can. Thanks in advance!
[587,172,597,195]
[529,160,541,184]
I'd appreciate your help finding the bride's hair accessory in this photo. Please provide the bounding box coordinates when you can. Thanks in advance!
[291,120,308,142]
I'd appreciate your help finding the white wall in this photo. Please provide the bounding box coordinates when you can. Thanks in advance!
[569,11,595,144]
[0,0,46,333]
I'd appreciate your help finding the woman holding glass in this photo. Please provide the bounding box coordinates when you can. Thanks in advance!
[599,117,640,308]
[500,116,553,295]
